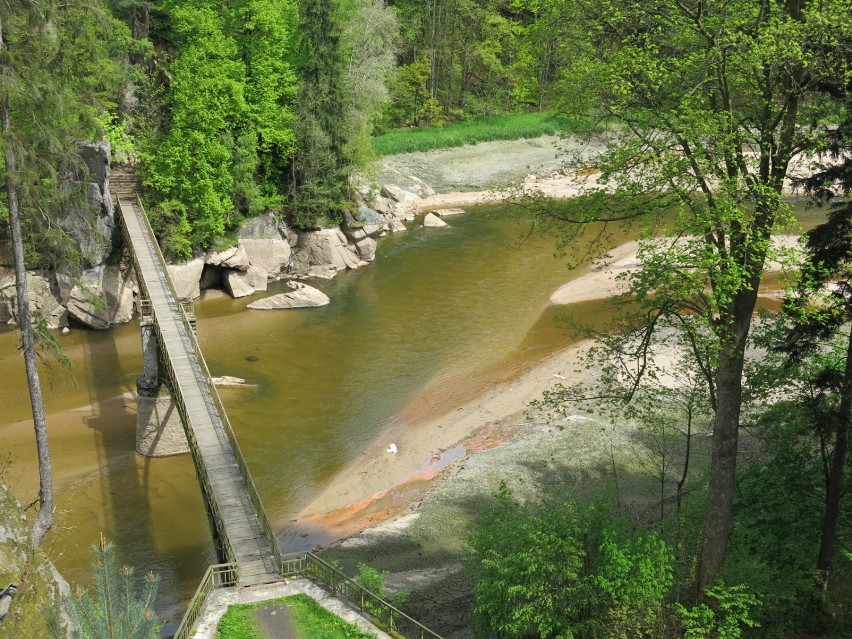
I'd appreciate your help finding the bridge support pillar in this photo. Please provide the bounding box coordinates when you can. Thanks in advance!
[135,320,189,457]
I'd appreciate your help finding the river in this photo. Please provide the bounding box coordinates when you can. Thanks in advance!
[0,200,825,622]
[0,204,591,621]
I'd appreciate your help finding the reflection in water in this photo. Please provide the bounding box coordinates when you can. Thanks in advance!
[0,201,823,619]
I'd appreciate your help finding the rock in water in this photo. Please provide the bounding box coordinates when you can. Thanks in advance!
[247,282,331,310]
[423,212,449,228]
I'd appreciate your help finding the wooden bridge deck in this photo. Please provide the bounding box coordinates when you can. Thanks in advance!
[117,196,278,586]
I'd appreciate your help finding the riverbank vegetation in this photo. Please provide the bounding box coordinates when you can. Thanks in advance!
[371,112,579,156]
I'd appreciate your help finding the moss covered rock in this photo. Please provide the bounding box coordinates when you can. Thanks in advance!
[0,484,69,638]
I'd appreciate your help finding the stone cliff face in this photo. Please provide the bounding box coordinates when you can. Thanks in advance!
[0,141,137,331]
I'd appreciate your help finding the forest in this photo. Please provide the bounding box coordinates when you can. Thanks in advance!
[2,0,852,638]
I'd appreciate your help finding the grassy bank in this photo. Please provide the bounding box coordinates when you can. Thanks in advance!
[215,594,377,639]
[372,112,584,156]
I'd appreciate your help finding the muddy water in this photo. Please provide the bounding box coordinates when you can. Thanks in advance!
[0,205,595,620]
[0,201,824,620]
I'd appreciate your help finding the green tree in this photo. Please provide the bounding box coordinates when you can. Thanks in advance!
[56,535,160,639]
[1,0,126,546]
[534,0,851,593]
[141,0,298,249]
[143,0,245,246]
[466,483,672,639]
[290,0,349,226]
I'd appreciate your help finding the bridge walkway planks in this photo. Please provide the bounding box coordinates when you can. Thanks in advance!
[117,196,278,586]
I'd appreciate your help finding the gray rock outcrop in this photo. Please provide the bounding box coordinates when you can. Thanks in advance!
[291,228,366,275]
[222,269,256,299]
[238,213,292,277]
[205,246,251,271]
[0,485,71,637]
[247,282,330,310]
[380,185,421,221]
[66,265,136,329]
[0,273,68,329]
[56,141,115,270]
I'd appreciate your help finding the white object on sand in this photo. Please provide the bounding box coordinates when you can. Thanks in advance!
[386,443,398,454]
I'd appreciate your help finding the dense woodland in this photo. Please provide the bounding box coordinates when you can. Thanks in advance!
[3,0,852,638]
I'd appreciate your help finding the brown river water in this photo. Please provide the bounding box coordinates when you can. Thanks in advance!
[0,201,823,622]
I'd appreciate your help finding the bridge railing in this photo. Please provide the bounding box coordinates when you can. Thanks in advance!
[172,563,238,639]
[120,194,282,573]
[280,552,444,639]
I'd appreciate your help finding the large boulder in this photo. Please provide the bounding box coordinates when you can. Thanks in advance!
[343,206,388,242]
[380,184,421,220]
[291,228,366,275]
[205,246,251,271]
[222,269,256,299]
[247,282,330,310]
[167,257,205,300]
[0,273,68,329]
[66,265,136,329]
[408,175,436,197]
[238,212,292,277]
[354,237,377,262]
[423,212,449,228]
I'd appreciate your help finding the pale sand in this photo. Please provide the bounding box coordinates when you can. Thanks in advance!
[549,235,801,306]
[295,341,591,536]
[418,171,598,211]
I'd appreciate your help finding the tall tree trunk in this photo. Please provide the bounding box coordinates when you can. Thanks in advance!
[1,98,54,547]
[695,287,757,595]
[816,324,852,571]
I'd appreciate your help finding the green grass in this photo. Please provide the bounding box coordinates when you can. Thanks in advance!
[371,111,587,156]
[215,594,377,639]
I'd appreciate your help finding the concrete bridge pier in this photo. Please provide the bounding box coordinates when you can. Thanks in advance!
[135,315,190,457]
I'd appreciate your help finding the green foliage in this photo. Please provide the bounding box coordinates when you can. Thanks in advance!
[466,483,672,639]
[676,583,760,639]
[140,0,298,248]
[728,335,852,637]
[384,0,581,124]
[215,594,376,639]
[0,0,129,270]
[372,111,581,156]
[58,535,160,639]
[354,563,409,609]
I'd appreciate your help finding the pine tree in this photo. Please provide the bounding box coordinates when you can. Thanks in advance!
[290,0,350,227]
[58,535,160,639]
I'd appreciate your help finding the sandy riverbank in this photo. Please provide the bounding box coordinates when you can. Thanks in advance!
[295,135,807,549]
[293,339,594,542]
